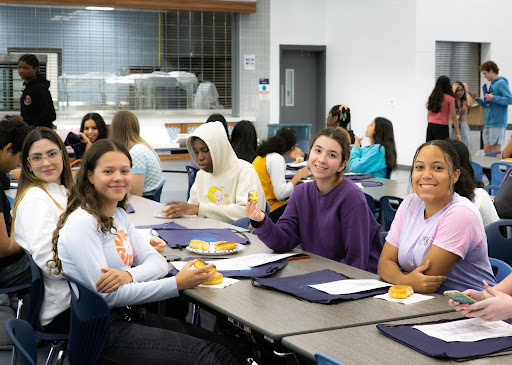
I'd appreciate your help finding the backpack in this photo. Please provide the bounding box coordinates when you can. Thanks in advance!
[494,167,512,219]
[0,294,15,350]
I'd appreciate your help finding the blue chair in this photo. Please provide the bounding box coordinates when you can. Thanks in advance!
[364,193,376,217]
[485,220,512,267]
[379,196,403,232]
[24,252,68,365]
[4,319,37,365]
[143,180,166,202]
[6,194,14,208]
[386,168,392,179]
[380,231,388,246]
[62,273,110,365]
[490,162,511,186]
[314,353,345,365]
[483,184,500,196]
[489,258,512,283]
[470,160,483,182]
[485,151,502,157]
[186,165,200,200]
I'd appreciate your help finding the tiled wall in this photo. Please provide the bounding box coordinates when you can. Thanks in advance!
[239,0,270,138]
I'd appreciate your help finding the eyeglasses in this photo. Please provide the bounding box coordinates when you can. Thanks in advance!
[27,149,62,167]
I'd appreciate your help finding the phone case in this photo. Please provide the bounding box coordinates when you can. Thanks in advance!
[443,290,476,304]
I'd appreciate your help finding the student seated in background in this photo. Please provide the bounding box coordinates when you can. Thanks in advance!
[189,113,230,170]
[378,140,496,294]
[326,104,355,144]
[348,117,397,178]
[12,127,74,333]
[110,110,164,200]
[0,117,31,287]
[252,127,310,223]
[164,122,266,223]
[445,139,499,226]
[48,139,243,364]
[246,127,382,273]
[75,112,108,159]
[230,120,258,163]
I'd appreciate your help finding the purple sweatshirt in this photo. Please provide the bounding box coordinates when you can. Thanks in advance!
[253,179,382,273]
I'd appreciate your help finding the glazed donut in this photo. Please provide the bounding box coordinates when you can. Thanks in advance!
[194,258,215,273]
[248,190,258,202]
[388,285,414,299]
[202,271,224,285]
[292,157,304,164]
[189,240,211,251]
[214,241,237,251]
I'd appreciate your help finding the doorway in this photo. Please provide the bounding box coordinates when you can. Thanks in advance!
[279,45,326,141]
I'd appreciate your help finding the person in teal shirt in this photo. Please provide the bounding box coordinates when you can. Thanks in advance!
[348,117,397,178]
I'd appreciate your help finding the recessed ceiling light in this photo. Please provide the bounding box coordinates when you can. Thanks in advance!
[85,6,114,11]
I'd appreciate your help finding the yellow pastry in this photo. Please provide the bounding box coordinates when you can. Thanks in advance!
[388,285,414,299]
[248,190,257,202]
[194,258,223,285]
[214,241,237,251]
[189,240,210,251]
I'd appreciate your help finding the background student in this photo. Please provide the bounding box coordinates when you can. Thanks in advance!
[0,117,31,287]
[164,122,265,223]
[75,112,108,159]
[230,120,258,163]
[471,61,512,154]
[426,75,460,141]
[252,127,310,222]
[451,82,473,147]
[110,110,164,200]
[445,139,499,226]
[378,140,496,294]
[12,127,73,333]
[10,54,56,129]
[246,127,382,273]
[348,117,397,178]
[49,139,243,364]
[326,104,355,144]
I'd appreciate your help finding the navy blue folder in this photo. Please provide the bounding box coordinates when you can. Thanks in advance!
[377,318,512,359]
[253,269,388,304]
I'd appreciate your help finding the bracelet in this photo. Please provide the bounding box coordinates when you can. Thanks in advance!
[481,291,486,300]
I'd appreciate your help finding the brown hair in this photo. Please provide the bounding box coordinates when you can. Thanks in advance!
[480,61,499,74]
[311,127,350,179]
[48,139,132,274]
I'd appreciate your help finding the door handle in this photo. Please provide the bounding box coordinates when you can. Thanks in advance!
[281,85,284,107]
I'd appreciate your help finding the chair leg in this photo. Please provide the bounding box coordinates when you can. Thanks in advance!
[45,340,67,365]
[191,304,201,326]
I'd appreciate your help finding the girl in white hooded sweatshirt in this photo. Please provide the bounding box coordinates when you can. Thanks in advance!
[163,122,265,223]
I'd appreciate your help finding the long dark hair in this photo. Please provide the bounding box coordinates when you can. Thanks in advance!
[230,120,257,162]
[373,117,397,171]
[453,81,471,114]
[445,139,483,189]
[410,140,475,201]
[80,112,108,141]
[427,75,454,113]
[48,139,132,274]
[257,127,297,157]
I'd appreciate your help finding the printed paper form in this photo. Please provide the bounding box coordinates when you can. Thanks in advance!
[309,279,392,295]
[171,260,251,272]
[413,318,512,342]
[171,253,296,271]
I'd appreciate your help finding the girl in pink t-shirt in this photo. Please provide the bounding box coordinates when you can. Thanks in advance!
[426,76,461,142]
[378,140,496,294]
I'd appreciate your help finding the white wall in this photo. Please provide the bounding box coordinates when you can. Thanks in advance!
[266,0,512,166]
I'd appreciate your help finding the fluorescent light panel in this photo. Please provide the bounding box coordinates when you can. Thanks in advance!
[85,6,114,11]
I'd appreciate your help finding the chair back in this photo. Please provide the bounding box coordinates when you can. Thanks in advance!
[314,352,344,365]
[186,165,200,200]
[485,220,512,267]
[379,196,403,231]
[4,318,37,365]
[364,193,376,216]
[489,257,512,283]
[265,201,271,215]
[62,273,110,365]
[485,151,502,157]
[490,162,511,186]
[470,160,483,182]
[386,168,392,179]
[380,231,388,246]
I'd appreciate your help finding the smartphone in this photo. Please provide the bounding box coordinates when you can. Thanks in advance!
[443,290,476,304]
[164,254,182,262]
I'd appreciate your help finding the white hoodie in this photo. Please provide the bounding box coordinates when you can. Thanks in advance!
[187,122,266,223]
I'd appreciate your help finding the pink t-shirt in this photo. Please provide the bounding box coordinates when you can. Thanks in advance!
[386,193,496,293]
[428,94,455,125]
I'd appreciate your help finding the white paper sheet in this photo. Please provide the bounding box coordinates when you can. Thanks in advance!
[198,277,239,288]
[373,293,434,305]
[309,279,392,295]
[413,318,512,342]
[171,260,251,272]
[355,182,364,189]
[227,253,297,267]
[287,161,308,168]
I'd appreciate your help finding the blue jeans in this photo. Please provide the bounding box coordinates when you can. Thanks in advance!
[99,309,243,365]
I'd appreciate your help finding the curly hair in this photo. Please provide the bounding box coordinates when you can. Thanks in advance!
[480,61,499,74]
[47,139,132,274]
[427,75,454,113]
[410,140,475,201]
[257,127,297,157]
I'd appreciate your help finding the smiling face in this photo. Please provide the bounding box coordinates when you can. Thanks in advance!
[17,61,37,82]
[83,119,100,143]
[28,139,64,185]
[308,136,346,182]
[88,151,132,208]
[193,138,213,173]
[412,145,460,215]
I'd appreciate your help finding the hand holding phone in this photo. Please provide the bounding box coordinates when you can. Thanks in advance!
[443,290,477,304]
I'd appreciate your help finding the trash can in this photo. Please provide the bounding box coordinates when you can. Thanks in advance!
[266,123,312,155]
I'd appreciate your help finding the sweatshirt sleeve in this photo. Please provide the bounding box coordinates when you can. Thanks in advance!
[492,82,512,106]
[266,154,294,201]
[27,84,56,126]
[59,212,178,308]
[253,188,301,252]
[348,145,386,174]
